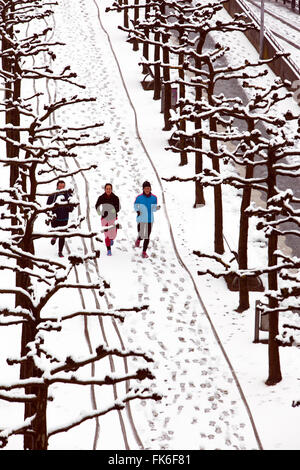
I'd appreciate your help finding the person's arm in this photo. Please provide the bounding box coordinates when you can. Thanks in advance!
[67,190,74,212]
[95,196,102,215]
[134,196,141,216]
[47,194,54,205]
[116,196,120,213]
[152,195,158,212]
[67,199,74,213]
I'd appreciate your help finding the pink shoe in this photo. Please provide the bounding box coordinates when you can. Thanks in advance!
[135,239,140,248]
[142,251,149,258]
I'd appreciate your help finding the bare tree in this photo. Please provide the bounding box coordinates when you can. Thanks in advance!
[0,1,60,190]
[190,89,300,385]
[0,1,161,449]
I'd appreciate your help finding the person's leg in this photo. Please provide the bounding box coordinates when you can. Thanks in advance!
[103,233,111,254]
[101,217,111,253]
[51,220,57,245]
[107,219,117,245]
[142,223,152,252]
[58,237,65,255]
[137,223,141,240]
[58,220,67,255]
[51,220,64,253]
[135,223,141,247]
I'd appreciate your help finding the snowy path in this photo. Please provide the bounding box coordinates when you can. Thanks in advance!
[39,0,265,450]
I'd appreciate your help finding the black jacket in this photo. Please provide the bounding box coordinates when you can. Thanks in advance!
[95,193,120,219]
[47,190,73,222]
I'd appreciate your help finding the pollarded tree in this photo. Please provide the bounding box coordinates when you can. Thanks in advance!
[0,133,161,448]
[268,243,300,362]
[110,0,184,129]
[0,76,161,452]
[126,1,196,155]
[0,0,63,190]
[164,45,273,255]
[191,98,300,385]
[109,0,256,208]
[170,63,289,309]
[0,0,111,414]
[137,2,257,243]
[0,93,106,449]
[0,92,109,387]
[246,129,300,385]
[0,1,162,448]
[0,240,160,449]
[168,0,256,207]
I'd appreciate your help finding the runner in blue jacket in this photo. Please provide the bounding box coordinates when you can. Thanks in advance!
[134,181,158,258]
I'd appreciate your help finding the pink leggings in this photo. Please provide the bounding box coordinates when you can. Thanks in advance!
[101,218,117,248]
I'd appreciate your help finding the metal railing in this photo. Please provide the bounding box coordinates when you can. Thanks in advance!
[274,0,300,14]
[224,0,300,91]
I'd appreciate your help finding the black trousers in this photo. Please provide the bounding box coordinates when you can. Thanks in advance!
[52,219,68,253]
[137,222,153,252]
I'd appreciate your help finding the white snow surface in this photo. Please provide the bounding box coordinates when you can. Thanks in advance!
[0,0,300,451]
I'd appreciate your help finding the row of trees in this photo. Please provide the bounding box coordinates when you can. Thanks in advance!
[0,0,160,450]
[106,0,300,386]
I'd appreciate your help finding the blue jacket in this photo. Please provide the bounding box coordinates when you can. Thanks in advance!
[134,192,158,223]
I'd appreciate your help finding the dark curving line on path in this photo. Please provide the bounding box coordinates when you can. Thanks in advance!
[73,0,145,450]
[94,0,264,451]
[34,13,101,446]
[32,7,126,451]
[49,80,130,450]
[43,0,143,450]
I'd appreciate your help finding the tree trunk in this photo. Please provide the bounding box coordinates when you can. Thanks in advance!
[178,27,187,166]
[265,150,282,385]
[32,384,48,450]
[2,6,21,217]
[18,166,41,448]
[17,240,37,449]
[142,27,149,74]
[194,35,205,206]
[153,31,161,100]
[209,116,224,254]
[145,0,151,16]
[162,34,172,131]
[134,0,139,23]
[132,0,139,51]
[237,120,255,312]
[123,0,129,28]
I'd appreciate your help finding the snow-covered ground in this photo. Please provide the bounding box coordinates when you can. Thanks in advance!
[1,0,300,451]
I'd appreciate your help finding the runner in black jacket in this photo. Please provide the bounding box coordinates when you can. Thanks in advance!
[47,180,73,257]
[95,183,120,256]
